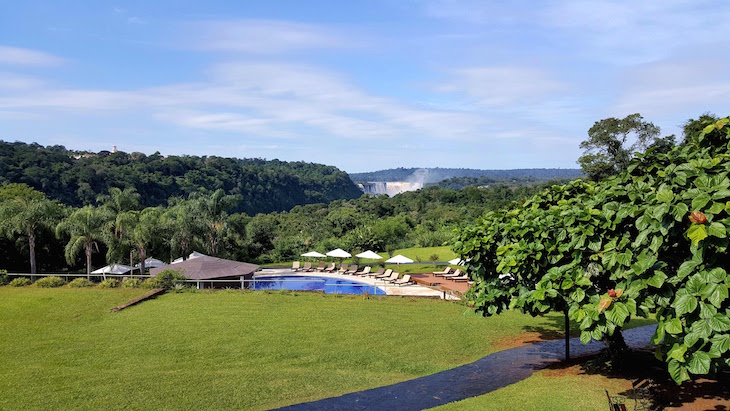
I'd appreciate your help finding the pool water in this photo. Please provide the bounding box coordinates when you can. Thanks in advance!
[251,275,385,295]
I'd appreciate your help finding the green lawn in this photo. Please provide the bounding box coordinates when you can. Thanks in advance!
[1,287,595,410]
[431,365,634,411]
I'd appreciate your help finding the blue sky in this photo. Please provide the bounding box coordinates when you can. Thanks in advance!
[1,1,728,172]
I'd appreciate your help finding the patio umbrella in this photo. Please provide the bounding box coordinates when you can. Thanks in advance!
[385,254,414,267]
[326,248,352,258]
[171,251,206,265]
[355,250,382,260]
[301,251,326,258]
[448,257,464,265]
[92,263,135,280]
[135,257,166,269]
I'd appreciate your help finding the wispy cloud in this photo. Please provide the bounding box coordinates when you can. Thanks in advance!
[0,46,64,66]
[183,20,351,54]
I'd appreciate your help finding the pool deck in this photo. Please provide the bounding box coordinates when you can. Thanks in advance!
[256,269,451,298]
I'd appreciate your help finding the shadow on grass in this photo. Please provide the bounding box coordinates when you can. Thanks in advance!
[543,348,730,410]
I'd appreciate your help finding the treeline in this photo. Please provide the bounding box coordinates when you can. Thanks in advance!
[433,176,573,191]
[349,167,583,184]
[0,182,550,273]
[0,141,362,215]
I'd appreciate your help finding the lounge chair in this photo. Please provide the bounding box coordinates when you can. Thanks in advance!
[375,268,393,279]
[346,265,358,275]
[302,262,312,272]
[382,271,399,282]
[367,267,385,278]
[393,274,413,286]
[314,262,326,272]
[338,264,349,274]
[441,269,462,279]
[433,267,452,276]
[355,266,371,276]
[323,263,336,272]
[450,272,470,282]
[292,261,301,272]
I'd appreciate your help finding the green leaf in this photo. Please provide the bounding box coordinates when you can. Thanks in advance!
[665,318,683,335]
[709,314,730,332]
[647,271,667,288]
[706,284,729,307]
[712,189,730,200]
[678,260,700,279]
[687,351,711,375]
[605,302,630,326]
[687,224,708,247]
[652,322,665,344]
[667,343,688,362]
[692,193,711,210]
[684,332,701,348]
[561,278,574,290]
[672,202,689,221]
[700,302,718,319]
[575,274,592,287]
[668,359,690,384]
[708,222,727,238]
[657,188,674,203]
[673,294,698,316]
[580,330,591,344]
[691,318,712,338]
[570,288,585,303]
[710,334,730,354]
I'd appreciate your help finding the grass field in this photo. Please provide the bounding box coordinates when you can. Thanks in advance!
[0,286,621,410]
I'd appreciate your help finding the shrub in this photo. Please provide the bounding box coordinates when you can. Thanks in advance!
[34,276,66,288]
[141,277,162,289]
[155,269,188,290]
[98,279,121,288]
[0,269,8,286]
[122,278,142,288]
[68,278,95,288]
[9,277,31,287]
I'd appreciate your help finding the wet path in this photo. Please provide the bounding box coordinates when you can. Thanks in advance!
[274,324,657,411]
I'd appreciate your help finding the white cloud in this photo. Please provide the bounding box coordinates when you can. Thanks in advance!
[184,20,349,54]
[0,46,64,66]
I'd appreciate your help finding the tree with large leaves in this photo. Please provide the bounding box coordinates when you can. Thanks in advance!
[455,117,730,384]
[578,113,661,181]
[0,184,64,274]
[56,206,112,278]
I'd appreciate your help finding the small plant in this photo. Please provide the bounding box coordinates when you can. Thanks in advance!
[98,279,121,288]
[141,277,162,289]
[155,269,188,290]
[9,277,31,287]
[429,253,440,267]
[415,254,423,263]
[34,276,66,288]
[122,278,142,288]
[68,278,95,288]
[0,269,8,286]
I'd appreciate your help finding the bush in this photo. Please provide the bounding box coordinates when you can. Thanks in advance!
[155,269,188,290]
[141,277,162,289]
[34,276,66,288]
[98,279,121,288]
[9,277,31,287]
[68,278,95,288]
[0,269,8,286]
[122,278,142,288]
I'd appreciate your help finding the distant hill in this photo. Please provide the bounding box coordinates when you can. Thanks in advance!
[0,141,363,215]
[349,167,583,185]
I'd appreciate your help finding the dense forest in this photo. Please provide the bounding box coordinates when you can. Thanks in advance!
[0,141,363,215]
[349,167,583,184]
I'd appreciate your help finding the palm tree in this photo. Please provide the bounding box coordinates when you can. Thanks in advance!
[98,187,141,265]
[190,189,239,256]
[164,199,202,262]
[56,206,112,278]
[0,184,64,274]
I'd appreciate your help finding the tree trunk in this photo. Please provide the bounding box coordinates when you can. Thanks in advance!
[130,250,134,267]
[603,329,629,367]
[85,243,92,280]
[139,247,146,275]
[28,230,37,275]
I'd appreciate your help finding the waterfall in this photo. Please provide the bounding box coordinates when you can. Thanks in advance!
[357,182,423,196]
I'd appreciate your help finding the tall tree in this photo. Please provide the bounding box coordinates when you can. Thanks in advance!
[126,207,165,274]
[578,113,661,181]
[98,187,141,265]
[190,189,240,256]
[164,199,203,261]
[0,184,64,274]
[56,206,112,278]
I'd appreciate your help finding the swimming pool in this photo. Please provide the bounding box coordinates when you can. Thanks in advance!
[251,275,386,295]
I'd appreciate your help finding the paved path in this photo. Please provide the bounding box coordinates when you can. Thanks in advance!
[274,324,657,411]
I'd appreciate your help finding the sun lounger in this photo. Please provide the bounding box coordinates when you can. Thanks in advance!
[433,267,452,276]
[315,262,326,272]
[338,264,349,273]
[292,261,301,271]
[393,274,413,286]
[355,266,371,276]
[382,271,399,282]
[346,265,358,275]
[375,268,393,279]
[367,267,385,278]
[323,263,336,272]
[302,262,312,272]
[450,272,470,282]
[441,269,462,279]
